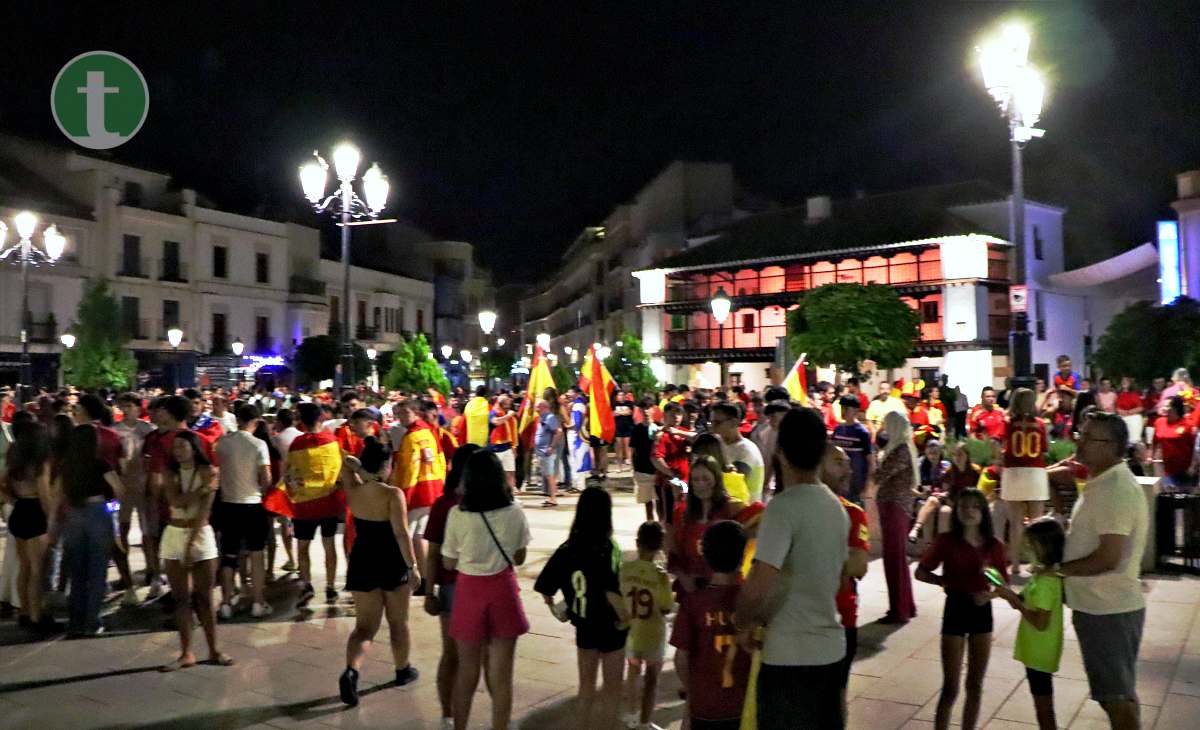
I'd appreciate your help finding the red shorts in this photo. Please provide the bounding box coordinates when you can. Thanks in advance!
[449,568,529,643]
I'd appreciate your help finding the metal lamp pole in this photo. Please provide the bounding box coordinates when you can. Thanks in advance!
[0,212,65,405]
[711,287,731,389]
[979,24,1045,391]
[300,144,392,394]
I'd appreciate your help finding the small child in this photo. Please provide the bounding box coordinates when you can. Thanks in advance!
[619,521,673,730]
[534,487,630,730]
[994,518,1065,730]
[669,520,750,730]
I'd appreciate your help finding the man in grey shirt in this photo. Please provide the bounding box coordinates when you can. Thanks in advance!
[737,407,849,730]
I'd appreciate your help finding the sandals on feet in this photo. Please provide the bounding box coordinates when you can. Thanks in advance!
[159,656,196,673]
[207,653,235,667]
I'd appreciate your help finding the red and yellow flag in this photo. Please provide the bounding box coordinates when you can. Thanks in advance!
[579,345,616,443]
[783,353,809,405]
[517,345,554,447]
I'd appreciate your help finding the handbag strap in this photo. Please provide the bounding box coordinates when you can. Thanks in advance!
[479,511,514,569]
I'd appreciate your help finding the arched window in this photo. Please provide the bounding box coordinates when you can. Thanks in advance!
[863,256,889,284]
[917,248,941,281]
[889,252,918,283]
[811,260,836,287]
[837,258,863,284]
[761,265,785,293]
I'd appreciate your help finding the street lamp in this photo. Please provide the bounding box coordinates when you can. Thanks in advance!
[0,213,66,405]
[710,286,731,388]
[366,347,378,391]
[299,142,390,394]
[478,310,497,336]
[59,332,75,349]
[167,327,184,391]
[496,337,506,347]
[440,344,453,360]
[460,349,472,364]
[536,332,550,351]
[58,331,75,389]
[231,337,244,356]
[978,23,1046,390]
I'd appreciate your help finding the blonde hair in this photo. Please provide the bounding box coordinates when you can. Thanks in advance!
[881,410,919,490]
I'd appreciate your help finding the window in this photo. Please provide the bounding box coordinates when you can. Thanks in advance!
[120,296,140,339]
[416,309,425,332]
[162,300,179,332]
[255,316,270,351]
[1035,290,1046,341]
[921,300,939,323]
[213,245,228,279]
[122,181,142,207]
[121,234,142,276]
[741,312,756,333]
[398,307,405,332]
[211,312,228,353]
[357,300,367,329]
[255,252,269,284]
[1033,225,1044,261]
[373,306,382,330]
[162,240,181,280]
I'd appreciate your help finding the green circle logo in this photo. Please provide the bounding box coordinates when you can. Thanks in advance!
[51,51,148,150]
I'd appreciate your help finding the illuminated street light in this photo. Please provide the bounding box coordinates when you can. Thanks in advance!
[440,344,453,360]
[710,287,732,389]
[536,332,550,351]
[60,332,75,349]
[478,310,497,335]
[0,211,66,404]
[231,337,244,356]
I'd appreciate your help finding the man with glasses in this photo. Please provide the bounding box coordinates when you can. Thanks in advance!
[1058,411,1148,730]
[710,402,764,503]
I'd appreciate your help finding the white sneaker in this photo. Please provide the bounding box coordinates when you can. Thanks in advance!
[250,602,272,618]
[146,581,163,599]
[218,602,234,620]
[622,713,639,729]
[122,588,140,607]
[439,719,454,730]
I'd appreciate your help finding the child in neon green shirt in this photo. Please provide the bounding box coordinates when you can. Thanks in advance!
[995,518,1065,730]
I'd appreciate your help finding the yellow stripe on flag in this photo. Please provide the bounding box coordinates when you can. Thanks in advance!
[282,440,342,504]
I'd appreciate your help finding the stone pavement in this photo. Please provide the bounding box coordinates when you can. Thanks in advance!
[0,482,1197,729]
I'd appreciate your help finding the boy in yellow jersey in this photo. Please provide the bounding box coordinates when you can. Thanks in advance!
[619,521,674,730]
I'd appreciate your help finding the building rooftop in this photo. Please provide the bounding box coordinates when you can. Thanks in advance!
[0,156,94,221]
[649,180,1011,272]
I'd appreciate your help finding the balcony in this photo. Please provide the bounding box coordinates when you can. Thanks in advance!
[28,318,57,343]
[117,256,151,279]
[355,325,379,340]
[289,275,326,296]
[157,259,189,283]
[121,318,152,341]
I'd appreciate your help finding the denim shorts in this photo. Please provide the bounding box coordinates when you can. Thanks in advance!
[1072,608,1145,704]
[537,451,560,479]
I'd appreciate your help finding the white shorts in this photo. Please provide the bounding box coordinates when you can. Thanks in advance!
[408,506,431,537]
[495,449,516,472]
[160,524,219,563]
[633,472,657,504]
[1002,466,1049,502]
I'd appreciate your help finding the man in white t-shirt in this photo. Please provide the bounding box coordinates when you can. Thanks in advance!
[273,408,303,455]
[387,401,408,452]
[737,407,848,730]
[215,403,273,619]
[710,402,765,502]
[210,395,239,434]
[1060,411,1148,730]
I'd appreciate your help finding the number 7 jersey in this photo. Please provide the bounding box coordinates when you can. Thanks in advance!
[1004,416,1049,469]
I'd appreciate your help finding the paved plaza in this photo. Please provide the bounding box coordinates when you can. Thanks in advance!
[0,484,1198,729]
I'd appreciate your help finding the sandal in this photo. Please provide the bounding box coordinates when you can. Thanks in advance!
[207,653,236,667]
[159,655,196,673]
[542,500,559,508]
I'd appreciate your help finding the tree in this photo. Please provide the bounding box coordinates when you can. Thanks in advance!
[603,331,659,398]
[1093,297,1200,383]
[479,348,516,384]
[61,278,138,390]
[383,333,450,395]
[787,283,920,375]
[552,362,577,392]
[293,335,371,387]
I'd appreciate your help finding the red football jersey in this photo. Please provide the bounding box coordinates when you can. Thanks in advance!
[836,497,870,629]
[1004,417,1048,468]
[668,583,750,722]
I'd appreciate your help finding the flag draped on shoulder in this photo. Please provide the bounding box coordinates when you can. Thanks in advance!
[265,430,344,520]
[783,352,809,405]
[462,395,491,446]
[517,345,554,448]
[578,345,616,443]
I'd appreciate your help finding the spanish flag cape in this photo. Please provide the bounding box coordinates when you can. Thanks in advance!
[264,430,344,520]
[578,345,616,443]
[783,352,808,405]
[391,419,444,511]
[462,395,491,447]
[516,345,554,448]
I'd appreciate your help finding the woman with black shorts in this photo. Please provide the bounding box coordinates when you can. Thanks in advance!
[0,420,57,631]
[613,390,635,469]
[916,488,1009,730]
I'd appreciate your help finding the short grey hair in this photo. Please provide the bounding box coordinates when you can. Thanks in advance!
[1082,410,1128,457]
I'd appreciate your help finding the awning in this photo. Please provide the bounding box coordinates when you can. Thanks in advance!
[1049,242,1158,289]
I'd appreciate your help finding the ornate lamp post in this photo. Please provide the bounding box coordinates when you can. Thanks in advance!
[978,24,1046,389]
[58,331,75,389]
[167,327,184,392]
[366,347,378,391]
[299,143,390,394]
[1,212,66,404]
[710,287,731,388]
[230,337,244,391]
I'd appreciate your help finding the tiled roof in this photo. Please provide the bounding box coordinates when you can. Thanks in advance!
[651,180,1009,271]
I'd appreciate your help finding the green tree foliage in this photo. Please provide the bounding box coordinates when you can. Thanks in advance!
[603,331,659,398]
[1094,298,1200,383]
[552,362,577,392]
[293,334,371,387]
[480,348,516,384]
[61,278,138,390]
[383,333,450,395]
[787,283,920,375]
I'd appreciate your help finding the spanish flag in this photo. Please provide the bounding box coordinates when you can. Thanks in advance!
[578,345,616,443]
[783,352,809,405]
[462,395,491,447]
[517,345,554,447]
[264,431,345,521]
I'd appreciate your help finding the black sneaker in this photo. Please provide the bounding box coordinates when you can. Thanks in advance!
[297,583,315,607]
[395,665,419,686]
[325,587,338,604]
[339,667,360,706]
[17,615,33,629]
[413,579,427,597]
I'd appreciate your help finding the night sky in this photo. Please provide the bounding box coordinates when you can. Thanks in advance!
[3,2,1198,279]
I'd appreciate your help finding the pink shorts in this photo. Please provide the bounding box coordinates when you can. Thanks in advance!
[449,568,529,643]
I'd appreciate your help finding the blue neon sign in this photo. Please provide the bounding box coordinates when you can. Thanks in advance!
[1158,220,1181,305]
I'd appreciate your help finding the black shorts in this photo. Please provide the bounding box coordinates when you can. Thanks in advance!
[575,621,628,653]
[941,592,994,636]
[293,515,340,541]
[218,502,270,553]
[836,626,858,689]
[588,435,609,449]
[1026,667,1053,697]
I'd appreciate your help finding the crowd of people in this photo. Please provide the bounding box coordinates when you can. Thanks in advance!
[0,353,1177,728]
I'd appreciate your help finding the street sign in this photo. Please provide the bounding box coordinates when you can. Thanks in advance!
[1009,285,1028,314]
